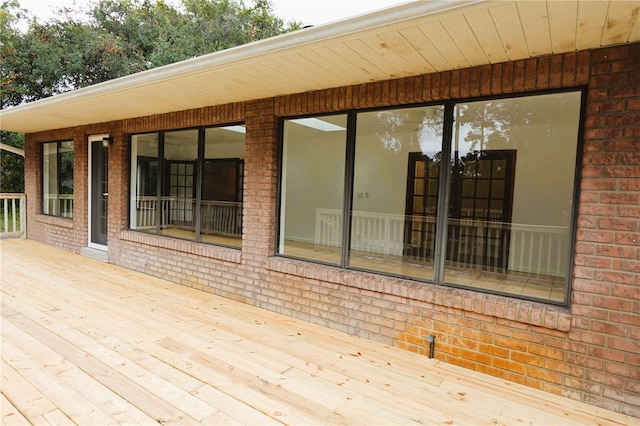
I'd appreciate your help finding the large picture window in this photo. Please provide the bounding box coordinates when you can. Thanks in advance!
[279,91,583,305]
[130,125,245,248]
[279,115,348,264]
[42,141,74,218]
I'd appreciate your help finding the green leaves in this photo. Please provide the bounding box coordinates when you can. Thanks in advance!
[0,131,24,193]
[2,0,302,108]
[1,0,301,191]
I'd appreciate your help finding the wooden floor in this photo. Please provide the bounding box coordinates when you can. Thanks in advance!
[0,239,634,425]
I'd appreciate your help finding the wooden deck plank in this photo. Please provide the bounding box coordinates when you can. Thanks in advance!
[1,391,31,426]
[2,320,156,425]
[2,301,205,425]
[1,239,636,426]
[0,360,60,422]
[3,276,332,424]
[156,337,346,425]
[3,256,445,423]
[5,269,454,423]
[1,337,115,425]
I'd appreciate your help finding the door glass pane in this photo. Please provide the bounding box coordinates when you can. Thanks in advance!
[161,129,198,241]
[445,92,582,303]
[90,140,108,245]
[202,125,246,248]
[130,134,159,233]
[98,143,108,236]
[349,105,444,281]
[279,114,347,265]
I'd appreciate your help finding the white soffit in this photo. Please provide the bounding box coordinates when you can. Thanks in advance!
[1,0,639,133]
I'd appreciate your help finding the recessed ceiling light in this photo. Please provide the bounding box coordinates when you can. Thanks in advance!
[223,125,246,134]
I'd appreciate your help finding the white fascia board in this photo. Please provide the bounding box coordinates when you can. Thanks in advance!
[0,0,483,129]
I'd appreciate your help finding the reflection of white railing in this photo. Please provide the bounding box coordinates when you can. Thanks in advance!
[201,201,242,237]
[136,196,159,229]
[446,219,568,276]
[314,208,343,247]
[446,218,502,270]
[44,194,74,218]
[315,208,568,277]
[0,193,26,239]
[349,211,405,255]
[509,223,568,277]
[135,197,242,236]
[316,209,405,255]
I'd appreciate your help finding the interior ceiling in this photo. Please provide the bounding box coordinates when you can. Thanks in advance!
[1,0,638,134]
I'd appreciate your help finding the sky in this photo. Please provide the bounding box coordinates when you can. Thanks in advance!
[17,0,410,27]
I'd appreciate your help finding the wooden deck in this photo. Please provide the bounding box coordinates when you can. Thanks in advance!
[0,239,634,425]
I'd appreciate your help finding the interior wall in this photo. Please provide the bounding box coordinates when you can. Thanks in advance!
[281,118,347,244]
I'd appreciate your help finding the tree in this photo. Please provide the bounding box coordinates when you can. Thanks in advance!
[0,131,24,193]
[1,1,25,192]
[0,0,300,192]
[1,0,301,106]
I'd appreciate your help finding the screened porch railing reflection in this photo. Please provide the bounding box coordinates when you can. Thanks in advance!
[135,196,242,237]
[315,208,568,277]
[44,194,74,219]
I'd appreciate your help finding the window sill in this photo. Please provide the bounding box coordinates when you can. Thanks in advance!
[120,230,242,264]
[267,256,571,332]
[35,214,74,228]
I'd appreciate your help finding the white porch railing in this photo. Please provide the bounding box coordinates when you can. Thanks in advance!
[43,194,74,219]
[134,196,242,237]
[315,208,568,277]
[0,193,26,239]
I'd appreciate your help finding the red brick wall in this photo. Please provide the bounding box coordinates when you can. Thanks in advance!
[25,128,84,251]
[24,44,639,417]
[572,44,640,414]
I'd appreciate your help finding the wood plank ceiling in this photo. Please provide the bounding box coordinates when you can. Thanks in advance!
[1,0,639,133]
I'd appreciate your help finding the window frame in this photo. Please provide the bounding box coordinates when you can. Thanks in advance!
[41,140,74,219]
[277,89,586,306]
[128,124,245,248]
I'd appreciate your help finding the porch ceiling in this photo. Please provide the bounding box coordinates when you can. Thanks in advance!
[1,0,638,134]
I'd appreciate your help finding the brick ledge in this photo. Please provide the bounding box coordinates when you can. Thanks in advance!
[35,214,74,228]
[267,256,571,332]
[120,230,242,263]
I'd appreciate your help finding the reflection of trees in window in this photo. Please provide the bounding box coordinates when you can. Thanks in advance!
[59,142,74,195]
[372,107,444,153]
[457,93,578,152]
[374,110,409,152]
[458,103,512,151]
[372,93,577,155]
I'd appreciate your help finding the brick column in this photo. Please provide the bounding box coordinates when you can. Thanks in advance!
[243,99,279,267]
[574,43,640,416]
